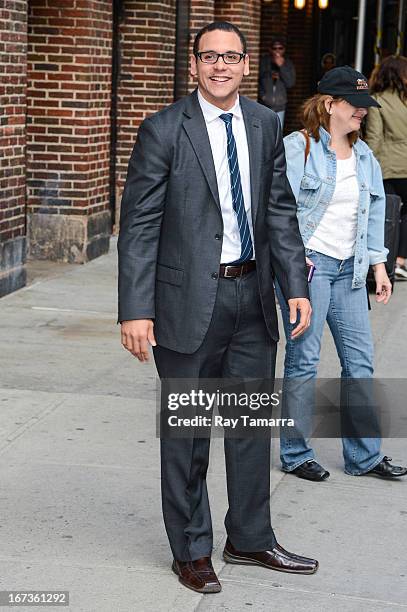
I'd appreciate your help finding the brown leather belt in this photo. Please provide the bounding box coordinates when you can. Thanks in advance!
[219,260,256,278]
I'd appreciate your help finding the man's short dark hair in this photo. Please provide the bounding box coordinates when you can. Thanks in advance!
[193,21,247,55]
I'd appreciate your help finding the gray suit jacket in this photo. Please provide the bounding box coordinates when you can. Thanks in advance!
[118,89,308,354]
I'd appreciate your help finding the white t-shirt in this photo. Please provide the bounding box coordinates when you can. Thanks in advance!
[306,150,359,260]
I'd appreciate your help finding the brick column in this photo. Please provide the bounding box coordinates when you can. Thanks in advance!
[26,0,113,263]
[115,1,177,227]
[0,1,27,297]
[187,0,215,91]
[214,0,262,99]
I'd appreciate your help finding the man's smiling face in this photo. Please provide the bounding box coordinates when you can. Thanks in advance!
[190,29,250,110]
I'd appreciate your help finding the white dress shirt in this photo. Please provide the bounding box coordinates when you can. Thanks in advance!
[307,150,359,260]
[197,90,254,263]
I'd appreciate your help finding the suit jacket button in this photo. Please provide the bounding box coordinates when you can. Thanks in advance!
[215,234,221,240]
[211,272,218,279]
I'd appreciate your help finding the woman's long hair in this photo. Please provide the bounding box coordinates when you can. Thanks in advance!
[301,94,359,145]
[369,55,407,102]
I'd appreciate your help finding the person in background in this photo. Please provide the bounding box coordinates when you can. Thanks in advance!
[320,52,336,77]
[365,55,407,279]
[259,35,296,128]
[276,66,407,482]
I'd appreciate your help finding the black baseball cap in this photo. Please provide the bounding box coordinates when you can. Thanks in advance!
[270,34,286,47]
[317,65,381,108]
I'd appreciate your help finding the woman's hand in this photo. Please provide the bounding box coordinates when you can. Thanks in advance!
[288,297,312,339]
[372,263,392,304]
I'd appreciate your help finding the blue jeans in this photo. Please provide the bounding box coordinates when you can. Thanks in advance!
[275,250,384,475]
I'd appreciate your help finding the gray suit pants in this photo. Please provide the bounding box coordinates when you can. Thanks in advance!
[153,270,277,561]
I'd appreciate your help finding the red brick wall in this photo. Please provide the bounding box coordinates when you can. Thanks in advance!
[188,0,215,91]
[26,0,112,261]
[0,1,27,244]
[115,0,177,212]
[215,0,261,99]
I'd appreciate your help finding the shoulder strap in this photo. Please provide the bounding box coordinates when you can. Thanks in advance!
[300,129,310,165]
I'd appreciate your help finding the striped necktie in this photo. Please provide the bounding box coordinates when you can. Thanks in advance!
[220,113,253,264]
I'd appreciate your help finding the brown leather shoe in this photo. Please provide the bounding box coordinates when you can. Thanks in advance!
[223,538,318,574]
[172,557,221,593]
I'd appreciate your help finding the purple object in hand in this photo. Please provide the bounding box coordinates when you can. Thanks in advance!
[307,262,316,283]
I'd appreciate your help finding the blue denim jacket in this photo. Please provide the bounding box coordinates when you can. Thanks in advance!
[283,127,388,288]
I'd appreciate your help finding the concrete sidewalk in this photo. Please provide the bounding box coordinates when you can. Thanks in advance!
[0,238,406,612]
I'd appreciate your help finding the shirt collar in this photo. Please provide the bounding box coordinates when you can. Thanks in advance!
[197,89,242,123]
[318,125,369,157]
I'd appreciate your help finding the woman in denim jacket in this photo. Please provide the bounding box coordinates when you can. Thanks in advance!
[276,66,407,481]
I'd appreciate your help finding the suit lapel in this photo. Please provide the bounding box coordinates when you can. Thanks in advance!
[240,97,263,226]
[182,92,264,220]
[182,91,221,211]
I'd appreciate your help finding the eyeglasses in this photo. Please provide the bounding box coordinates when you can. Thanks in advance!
[195,51,246,64]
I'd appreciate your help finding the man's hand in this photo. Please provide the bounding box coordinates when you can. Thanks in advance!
[373,262,392,305]
[121,319,156,362]
[271,53,284,67]
[288,298,312,339]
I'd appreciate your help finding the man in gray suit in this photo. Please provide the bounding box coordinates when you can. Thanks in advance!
[118,21,317,594]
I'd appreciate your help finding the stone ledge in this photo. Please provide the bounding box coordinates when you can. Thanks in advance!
[27,211,111,263]
[0,236,26,298]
